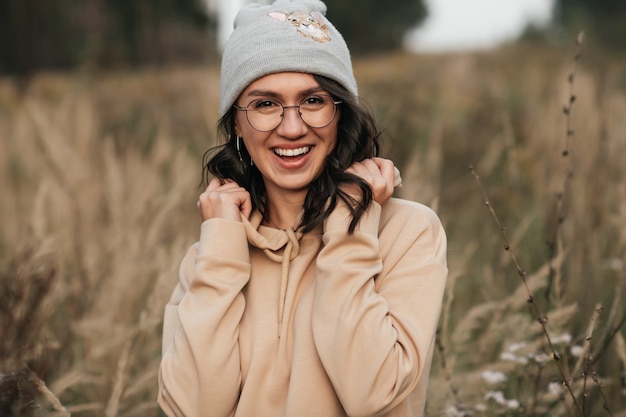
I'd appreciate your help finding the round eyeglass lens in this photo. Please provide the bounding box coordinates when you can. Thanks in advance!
[238,95,340,131]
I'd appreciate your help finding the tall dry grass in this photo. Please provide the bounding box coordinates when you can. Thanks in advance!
[1,67,218,416]
[0,41,625,416]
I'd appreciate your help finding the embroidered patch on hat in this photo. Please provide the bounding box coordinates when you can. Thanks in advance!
[268,10,331,43]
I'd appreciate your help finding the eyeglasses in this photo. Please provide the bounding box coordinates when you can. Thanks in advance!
[233,94,342,132]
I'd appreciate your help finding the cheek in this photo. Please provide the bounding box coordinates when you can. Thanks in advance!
[326,125,339,154]
[234,114,245,137]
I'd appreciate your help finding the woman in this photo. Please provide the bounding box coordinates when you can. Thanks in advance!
[158,1,448,416]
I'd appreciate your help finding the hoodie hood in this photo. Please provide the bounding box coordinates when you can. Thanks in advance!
[240,166,402,337]
[243,211,303,338]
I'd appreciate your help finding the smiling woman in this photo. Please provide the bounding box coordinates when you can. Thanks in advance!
[157,1,448,416]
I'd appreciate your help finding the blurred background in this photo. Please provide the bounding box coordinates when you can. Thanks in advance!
[2,0,626,74]
[1,1,626,416]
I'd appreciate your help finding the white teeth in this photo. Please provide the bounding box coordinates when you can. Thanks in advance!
[274,146,311,157]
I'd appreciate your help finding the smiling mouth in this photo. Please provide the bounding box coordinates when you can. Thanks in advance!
[273,146,311,157]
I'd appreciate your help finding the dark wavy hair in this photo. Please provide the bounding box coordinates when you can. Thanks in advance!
[202,74,382,234]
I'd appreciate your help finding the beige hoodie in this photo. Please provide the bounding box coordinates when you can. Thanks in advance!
[158,197,448,417]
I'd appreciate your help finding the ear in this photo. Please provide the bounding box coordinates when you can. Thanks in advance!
[234,117,242,137]
[311,11,325,24]
[268,12,287,22]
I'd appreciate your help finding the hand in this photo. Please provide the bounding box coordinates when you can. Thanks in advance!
[345,157,396,205]
[197,178,252,222]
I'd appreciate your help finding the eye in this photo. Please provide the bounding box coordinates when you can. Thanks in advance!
[306,95,325,104]
[251,99,281,112]
[301,95,329,109]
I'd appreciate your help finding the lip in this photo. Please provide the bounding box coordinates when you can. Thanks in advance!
[271,144,314,170]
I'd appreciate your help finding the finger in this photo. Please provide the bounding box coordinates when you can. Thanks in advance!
[239,194,253,220]
[348,160,376,181]
[392,166,402,187]
[371,157,392,171]
[207,177,224,192]
[202,180,239,206]
[198,177,247,219]
[359,159,386,186]
[358,158,395,205]
[360,158,380,175]
[345,161,363,176]
[368,158,396,188]
[198,189,250,222]
[207,177,241,192]
[373,158,396,185]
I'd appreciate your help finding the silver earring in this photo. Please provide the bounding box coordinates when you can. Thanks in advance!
[236,136,244,165]
[236,136,254,167]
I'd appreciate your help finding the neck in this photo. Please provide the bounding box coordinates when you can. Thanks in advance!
[264,187,307,230]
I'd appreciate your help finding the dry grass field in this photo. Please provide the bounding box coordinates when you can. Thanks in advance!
[1,40,625,416]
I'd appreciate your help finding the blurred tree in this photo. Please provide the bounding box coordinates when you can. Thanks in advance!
[324,0,428,55]
[0,0,214,75]
[554,0,626,49]
[0,0,79,74]
[102,0,213,67]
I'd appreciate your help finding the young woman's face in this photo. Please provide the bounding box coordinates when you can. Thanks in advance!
[234,72,340,198]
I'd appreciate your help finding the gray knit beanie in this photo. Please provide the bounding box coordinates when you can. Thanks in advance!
[219,0,357,115]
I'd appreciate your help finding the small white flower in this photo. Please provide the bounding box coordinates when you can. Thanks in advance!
[506,399,520,409]
[445,406,458,417]
[474,403,488,412]
[531,352,551,363]
[552,333,572,344]
[481,370,507,384]
[600,258,623,271]
[508,342,527,352]
[548,381,562,396]
[500,351,528,364]
[570,345,584,358]
[485,390,506,405]
[445,405,468,417]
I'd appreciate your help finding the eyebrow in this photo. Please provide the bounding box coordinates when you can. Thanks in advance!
[244,86,327,100]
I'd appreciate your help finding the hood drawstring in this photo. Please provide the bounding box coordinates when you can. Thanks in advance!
[260,227,302,338]
[243,212,303,339]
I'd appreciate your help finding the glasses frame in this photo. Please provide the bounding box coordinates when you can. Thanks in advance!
[233,94,342,132]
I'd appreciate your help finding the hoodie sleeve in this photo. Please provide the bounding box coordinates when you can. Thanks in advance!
[158,218,250,417]
[312,199,448,416]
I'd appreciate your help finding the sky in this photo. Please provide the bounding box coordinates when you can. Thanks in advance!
[210,0,556,53]
[406,0,556,52]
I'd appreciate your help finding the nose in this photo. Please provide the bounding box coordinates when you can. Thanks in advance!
[276,105,308,138]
